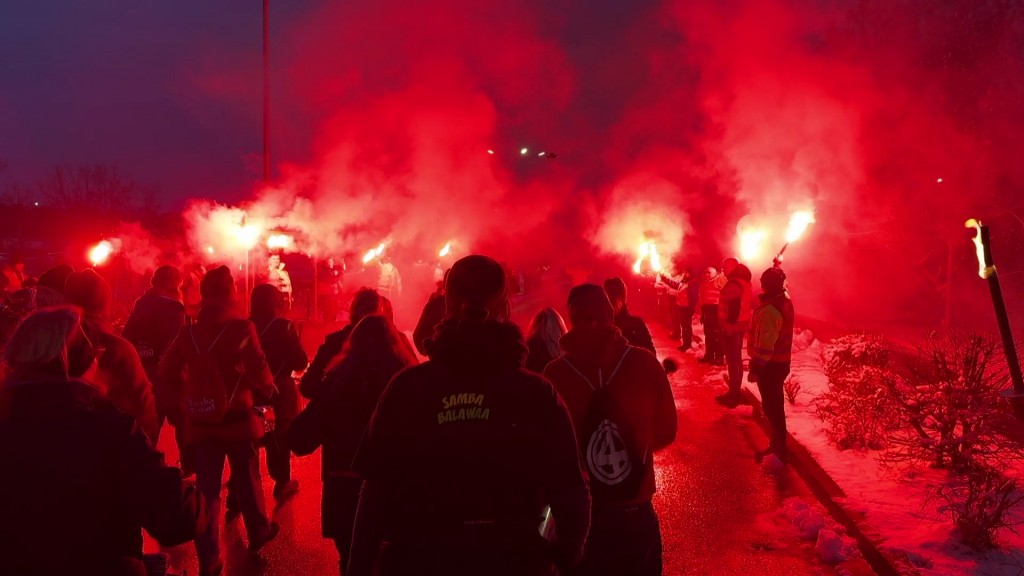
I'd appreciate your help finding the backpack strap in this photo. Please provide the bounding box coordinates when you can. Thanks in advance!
[563,347,632,391]
[258,317,283,340]
[190,322,233,354]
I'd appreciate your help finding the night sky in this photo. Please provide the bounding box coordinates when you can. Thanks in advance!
[4,0,1024,326]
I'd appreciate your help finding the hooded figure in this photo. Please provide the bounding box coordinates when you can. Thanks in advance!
[289,314,418,571]
[602,277,656,356]
[158,266,279,576]
[716,262,754,407]
[347,255,591,576]
[247,283,308,498]
[543,284,678,576]
[122,265,187,440]
[64,268,159,442]
[0,307,205,576]
[300,287,383,398]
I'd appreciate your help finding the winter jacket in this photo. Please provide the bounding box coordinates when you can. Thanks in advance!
[347,319,591,576]
[699,276,722,307]
[718,268,754,335]
[543,326,677,508]
[0,375,205,576]
[84,321,161,443]
[613,308,657,356]
[122,289,187,416]
[748,293,795,366]
[412,291,446,356]
[660,275,694,308]
[253,316,309,423]
[288,348,414,538]
[159,300,276,445]
[300,323,356,398]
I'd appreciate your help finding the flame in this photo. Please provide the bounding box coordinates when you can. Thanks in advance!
[88,240,115,266]
[439,241,452,258]
[362,242,387,264]
[965,219,988,278]
[632,241,663,274]
[739,228,767,262]
[785,210,816,243]
[233,223,261,251]
[206,246,215,255]
[266,234,294,250]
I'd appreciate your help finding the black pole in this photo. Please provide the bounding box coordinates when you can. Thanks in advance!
[263,0,270,184]
[978,224,1024,418]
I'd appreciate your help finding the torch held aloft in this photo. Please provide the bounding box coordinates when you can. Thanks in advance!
[967,219,1024,419]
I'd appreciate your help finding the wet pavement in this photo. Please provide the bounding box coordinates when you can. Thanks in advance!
[146,322,873,575]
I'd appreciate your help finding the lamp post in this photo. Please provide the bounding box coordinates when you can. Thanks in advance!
[966,219,1024,419]
[263,0,270,184]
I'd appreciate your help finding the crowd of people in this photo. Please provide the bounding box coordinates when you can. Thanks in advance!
[0,249,793,576]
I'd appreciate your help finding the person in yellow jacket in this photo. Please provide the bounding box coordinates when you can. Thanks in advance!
[747,267,794,463]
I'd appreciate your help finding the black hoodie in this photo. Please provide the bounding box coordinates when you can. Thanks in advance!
[347,319,590,576]
[0,376,205,576]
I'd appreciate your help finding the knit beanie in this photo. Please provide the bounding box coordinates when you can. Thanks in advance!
[444,255,509,322]
[602,277,628,304]
[761,267,787,296]
[567,283,614,328]
[152,265,183,292]
[37,265,74,294]
[63,268,111,320]
[200,266,235,300]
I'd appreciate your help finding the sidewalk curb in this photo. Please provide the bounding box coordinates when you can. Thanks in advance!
[741,388,902,576]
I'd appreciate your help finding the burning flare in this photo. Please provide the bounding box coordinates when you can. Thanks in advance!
[362,242,387,265]
[966,219,991,279]
[439,241,453,258]
[739,228,767,263]
[632,241,663,275]
[233,223,261,251]
[267,234,294,251]
[785,210,816,244]
[88,240,115,267]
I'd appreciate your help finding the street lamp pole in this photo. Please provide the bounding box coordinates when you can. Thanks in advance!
[263,0,270,184]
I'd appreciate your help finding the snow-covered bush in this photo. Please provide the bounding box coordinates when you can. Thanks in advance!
[934,465,1024,550]
[882,332,1022,473]
[814,334,897,450]
[784,375,802,405]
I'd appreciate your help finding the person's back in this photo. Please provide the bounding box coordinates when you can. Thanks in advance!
[347,255,589,576]
[602,277,656,356]
[544,284,677,576]
[158,266,277,576]
[65,268,160,442]
[0,308,204,576]
[300,287,383,398]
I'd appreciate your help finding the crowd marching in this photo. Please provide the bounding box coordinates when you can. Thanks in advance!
[0,250,794,576]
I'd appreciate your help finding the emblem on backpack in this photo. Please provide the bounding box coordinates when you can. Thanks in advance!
[586,418,632,485]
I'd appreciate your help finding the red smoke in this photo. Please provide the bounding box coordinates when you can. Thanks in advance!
[180,0,1024,329]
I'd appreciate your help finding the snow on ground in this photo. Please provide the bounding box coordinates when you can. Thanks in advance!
[743,329,1024,576]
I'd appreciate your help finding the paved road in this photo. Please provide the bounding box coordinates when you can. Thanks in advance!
[146,319,872,575]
